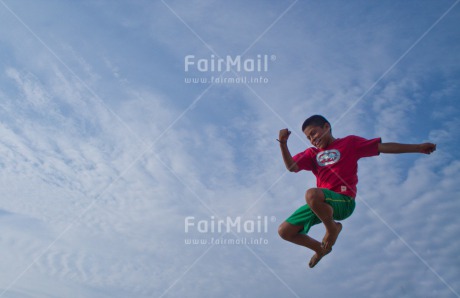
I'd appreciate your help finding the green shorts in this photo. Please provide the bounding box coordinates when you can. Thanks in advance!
[285,189,356,234]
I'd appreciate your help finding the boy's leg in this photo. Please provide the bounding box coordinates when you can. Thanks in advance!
[305,188,342,250]
[278,221,321,250]
[278,221,331,268]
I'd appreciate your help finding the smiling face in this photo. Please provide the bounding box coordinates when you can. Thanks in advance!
[303,123,334,149]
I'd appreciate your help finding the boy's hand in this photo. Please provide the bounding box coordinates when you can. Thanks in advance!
[418,143,436,154]
[278,128,291,143]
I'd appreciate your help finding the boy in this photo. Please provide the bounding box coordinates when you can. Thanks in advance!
[277,115,436,268]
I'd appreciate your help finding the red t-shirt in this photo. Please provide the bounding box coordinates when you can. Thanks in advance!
[293,135,381,198]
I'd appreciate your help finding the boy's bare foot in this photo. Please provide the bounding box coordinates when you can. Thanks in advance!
[309,247,332,268]
[322,222,342,250]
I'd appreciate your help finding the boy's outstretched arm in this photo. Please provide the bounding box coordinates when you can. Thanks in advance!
[278,128,299,172]
[378,142,436,154]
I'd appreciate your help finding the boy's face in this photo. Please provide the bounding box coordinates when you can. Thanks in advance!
[303,123,332,149]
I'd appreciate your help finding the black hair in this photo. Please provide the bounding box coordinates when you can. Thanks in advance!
[301,115,330,132]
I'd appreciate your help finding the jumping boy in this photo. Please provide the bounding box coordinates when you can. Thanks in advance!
[277,115,436,268]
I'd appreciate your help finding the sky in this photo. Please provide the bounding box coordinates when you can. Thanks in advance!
[0,0,459,297]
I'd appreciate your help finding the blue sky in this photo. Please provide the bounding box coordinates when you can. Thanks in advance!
[0,0,459,297]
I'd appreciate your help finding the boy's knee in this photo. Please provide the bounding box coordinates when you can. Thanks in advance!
[305,188,324,206]
[278,223,292,241]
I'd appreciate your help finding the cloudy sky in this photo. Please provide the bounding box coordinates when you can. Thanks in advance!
[0,0,459,297]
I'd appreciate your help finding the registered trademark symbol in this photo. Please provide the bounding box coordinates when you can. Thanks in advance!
[270,55,276,61]
[270,216,276,222]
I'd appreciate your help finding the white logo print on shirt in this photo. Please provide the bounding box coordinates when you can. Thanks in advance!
[316,149,341,166]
